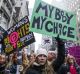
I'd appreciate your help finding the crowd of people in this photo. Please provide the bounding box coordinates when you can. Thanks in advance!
[0,36,80,74]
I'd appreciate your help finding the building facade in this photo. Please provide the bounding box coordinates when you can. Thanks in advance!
[15,0,29,21]
[0,0,16,30]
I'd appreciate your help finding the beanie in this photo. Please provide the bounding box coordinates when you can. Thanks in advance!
[36,48,48,57]
[48,50,57,55]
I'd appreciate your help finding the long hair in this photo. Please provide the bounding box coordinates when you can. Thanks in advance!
[67,54,76,64]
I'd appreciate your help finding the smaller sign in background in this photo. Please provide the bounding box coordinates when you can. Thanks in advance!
[3,16,35,55]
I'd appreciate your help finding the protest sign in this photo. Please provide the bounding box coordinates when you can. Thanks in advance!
[68,46,80,66]
[3,16,35,54]
[30,0,76,40]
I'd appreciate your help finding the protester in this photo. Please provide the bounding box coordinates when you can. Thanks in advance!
[9,52,18,74]
[20,50,29,74]
[58,54,80,74]
[29,52,36,65]
[0,54,6,74]
[25,35,65,74]
[6,54,13,74]
[22,51,29,68]
[47,50,57,65]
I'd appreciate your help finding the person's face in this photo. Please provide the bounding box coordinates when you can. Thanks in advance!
[30,54,35,60]
[0,55,6,64]
[37,54,47,65]
[68,58,74,64]
[48,52,56,61]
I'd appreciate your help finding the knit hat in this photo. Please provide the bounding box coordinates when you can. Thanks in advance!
[36,48,48,57]
[48,50,57,54]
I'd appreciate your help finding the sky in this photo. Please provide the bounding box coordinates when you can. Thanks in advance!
[28,0,52,8]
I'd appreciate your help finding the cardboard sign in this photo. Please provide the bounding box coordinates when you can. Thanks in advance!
[30,0,76,41]
[3,16,35,54]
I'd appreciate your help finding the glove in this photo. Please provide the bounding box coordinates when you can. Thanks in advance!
[55,34,64,44]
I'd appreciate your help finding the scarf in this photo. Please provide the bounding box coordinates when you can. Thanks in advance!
[70,65,77,74]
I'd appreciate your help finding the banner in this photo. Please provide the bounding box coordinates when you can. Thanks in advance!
[30,0,76,41]
[68,46,80,66]
[3,16,35,54]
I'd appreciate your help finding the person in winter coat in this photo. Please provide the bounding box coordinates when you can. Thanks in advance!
[25,36,65,74]
[58,54,80,74]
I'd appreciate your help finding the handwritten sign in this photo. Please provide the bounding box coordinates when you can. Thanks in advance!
[30,0,76,41]
[3,16,35,54]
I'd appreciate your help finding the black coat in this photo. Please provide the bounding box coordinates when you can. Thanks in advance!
[25,38,65,74]
[26,65,46,74]
[0,63,6,74]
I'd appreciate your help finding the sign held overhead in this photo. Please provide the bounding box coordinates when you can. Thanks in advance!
[30,0,76,41]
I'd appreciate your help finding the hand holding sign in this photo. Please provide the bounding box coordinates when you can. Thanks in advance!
[55,34,65,44]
